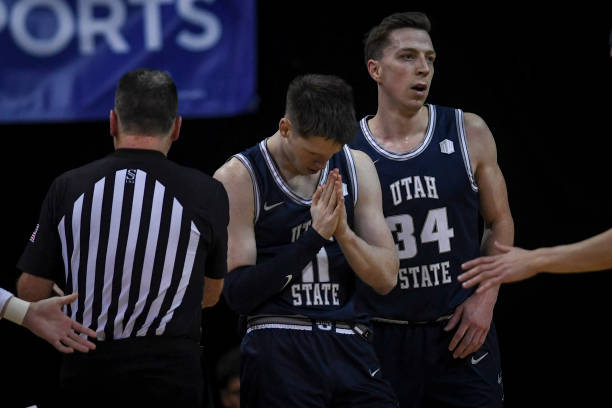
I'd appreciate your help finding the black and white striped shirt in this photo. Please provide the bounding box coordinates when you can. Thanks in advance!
[18,149,228,342]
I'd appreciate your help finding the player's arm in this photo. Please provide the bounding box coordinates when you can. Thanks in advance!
[1,288,97,353]
[333,150,398,295]
[465,113,514,257]
[444,113,514,358]
[17,272,54,301]
[214,158,331,315]
[460,228,612,292]
[523,228,612,272]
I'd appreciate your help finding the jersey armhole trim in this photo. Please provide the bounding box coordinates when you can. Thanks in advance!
[343,146,358,206]
[233,154,261,223]
[455,109,479,192]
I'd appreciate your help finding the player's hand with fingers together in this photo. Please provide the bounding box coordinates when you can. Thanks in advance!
[331,172,351,241]
[311,168,343,239]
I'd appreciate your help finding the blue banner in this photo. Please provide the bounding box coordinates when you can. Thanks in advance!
[0,0,257,122]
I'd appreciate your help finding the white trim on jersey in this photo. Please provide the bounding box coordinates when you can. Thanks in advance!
[258,139,330,206]
[342,145,358,206]
[233,153,262,223]
[455,109,479,192]
[359,104,436,161]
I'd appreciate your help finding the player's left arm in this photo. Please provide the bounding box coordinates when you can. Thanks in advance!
[468,113,514,258]
[334,149,399,295]
[445,112,514,358]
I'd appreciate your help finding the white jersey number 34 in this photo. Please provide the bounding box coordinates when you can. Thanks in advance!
[386,208,454,260]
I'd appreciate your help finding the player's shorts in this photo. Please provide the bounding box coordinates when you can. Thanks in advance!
[372,317,504,408]
[241,315,398,408]
[60,336,203,408]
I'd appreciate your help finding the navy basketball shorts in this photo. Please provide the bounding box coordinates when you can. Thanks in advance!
[240,320,398,407]
[372,320,504,408]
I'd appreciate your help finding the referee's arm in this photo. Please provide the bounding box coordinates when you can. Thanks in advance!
[201,179,229,308]
[202,278,223,308]
[17,273,54,302]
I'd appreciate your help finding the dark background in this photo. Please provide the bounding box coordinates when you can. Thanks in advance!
[1,3,611,407]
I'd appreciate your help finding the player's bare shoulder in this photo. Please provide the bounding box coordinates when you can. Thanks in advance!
[462,112,498,172]
[348,147,384,210]
[214,157,252,190]
[213,157,255,220]
[348,148,376,173]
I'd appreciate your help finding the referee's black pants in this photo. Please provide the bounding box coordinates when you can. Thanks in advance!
[60,336,203,408]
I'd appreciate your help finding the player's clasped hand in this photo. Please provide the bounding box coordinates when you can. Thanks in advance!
[311,168,344,240]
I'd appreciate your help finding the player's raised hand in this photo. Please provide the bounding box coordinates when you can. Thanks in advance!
[311,169,343,239]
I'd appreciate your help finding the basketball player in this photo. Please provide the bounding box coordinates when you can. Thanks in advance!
[214,74,399,407]
[459,228,612,293]
[351,12,514,407]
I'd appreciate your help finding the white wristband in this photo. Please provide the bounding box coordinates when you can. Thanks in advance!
[4,296,30,325]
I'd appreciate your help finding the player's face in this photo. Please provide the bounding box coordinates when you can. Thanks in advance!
[288,132,343,175]
[377,27,435,110]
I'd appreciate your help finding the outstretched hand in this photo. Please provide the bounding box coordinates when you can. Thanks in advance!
[23,293,97,354]
[459,241,537,294]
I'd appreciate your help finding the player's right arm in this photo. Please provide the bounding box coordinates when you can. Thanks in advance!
[213,158,258,273]
[213,158,334,315]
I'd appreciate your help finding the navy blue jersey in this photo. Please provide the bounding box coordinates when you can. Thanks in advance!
[352,105,479,321]
[235,139,367,322]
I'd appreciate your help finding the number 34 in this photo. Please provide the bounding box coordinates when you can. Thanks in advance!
[386,208,454,260]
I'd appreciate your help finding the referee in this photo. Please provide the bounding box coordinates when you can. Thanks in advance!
[16,69,229,407]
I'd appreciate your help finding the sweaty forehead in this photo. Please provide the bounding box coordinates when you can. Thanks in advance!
[386,27,434,54]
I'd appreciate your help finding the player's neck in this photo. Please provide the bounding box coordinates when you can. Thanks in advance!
[368,105,429,151]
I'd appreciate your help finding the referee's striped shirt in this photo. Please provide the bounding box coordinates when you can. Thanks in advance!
[17,149,229,341]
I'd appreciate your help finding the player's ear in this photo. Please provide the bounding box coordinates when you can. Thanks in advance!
[367,59,382,83]
[279,117,291,139]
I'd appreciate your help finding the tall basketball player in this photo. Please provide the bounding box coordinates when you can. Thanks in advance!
[351,12,514,407]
